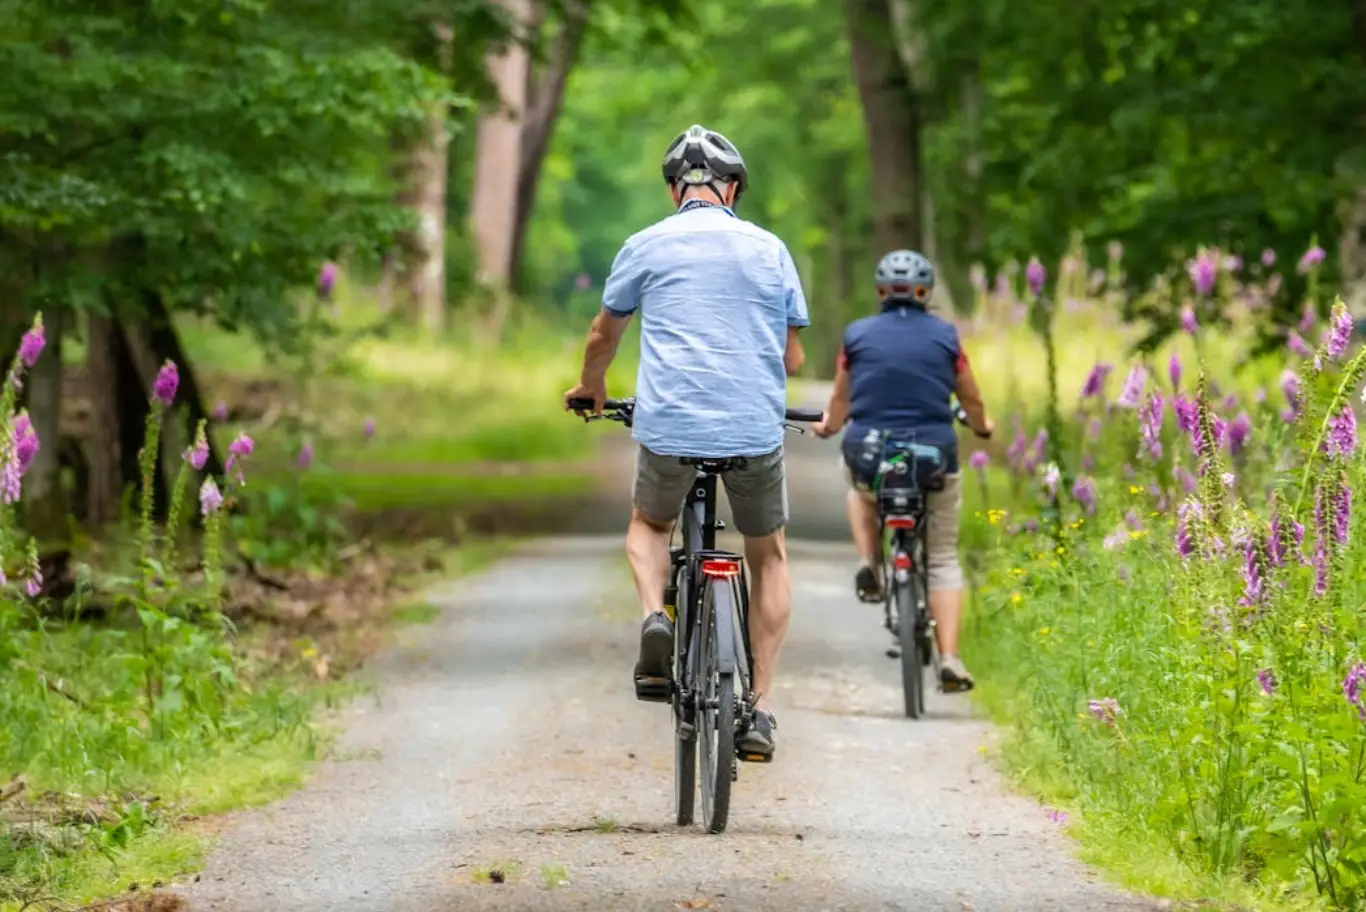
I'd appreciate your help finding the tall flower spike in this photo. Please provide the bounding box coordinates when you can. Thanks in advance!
[1188,254,1217,297]
[152,360,179,407]
[18,315,45,368]
[1325,404,1358,459]
[1026,258,1046,297]
[1327,301,1354,360]
[1117,365,1147,408]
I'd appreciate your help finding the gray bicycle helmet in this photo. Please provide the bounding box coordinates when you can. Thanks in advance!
[661,124,749,204]
[875,249,935,304]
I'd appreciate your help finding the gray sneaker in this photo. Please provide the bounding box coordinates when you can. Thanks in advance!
[633,611,674,703]
[737,710,776,762]
[939,654,975,693]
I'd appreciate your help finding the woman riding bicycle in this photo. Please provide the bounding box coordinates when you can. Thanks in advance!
[811,250,994,692]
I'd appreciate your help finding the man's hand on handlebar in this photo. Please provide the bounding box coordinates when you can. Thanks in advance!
[975,416,996,439]
[563,380,607,417]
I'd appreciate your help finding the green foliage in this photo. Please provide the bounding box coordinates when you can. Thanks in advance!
[968,289,1366,908]
[0,0,477,344]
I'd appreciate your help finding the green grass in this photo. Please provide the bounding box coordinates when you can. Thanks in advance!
[0,541,512,911]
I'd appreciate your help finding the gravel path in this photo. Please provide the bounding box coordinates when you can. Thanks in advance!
[181,530,1158,912]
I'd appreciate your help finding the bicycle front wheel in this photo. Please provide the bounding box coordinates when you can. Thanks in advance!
[698,578,737,834]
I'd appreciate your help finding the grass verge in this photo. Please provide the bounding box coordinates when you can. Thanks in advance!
[1,538,518,911]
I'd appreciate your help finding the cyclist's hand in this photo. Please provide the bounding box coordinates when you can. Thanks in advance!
[563,381,607,417]
[974,417,996,439]
[811,416,836,438]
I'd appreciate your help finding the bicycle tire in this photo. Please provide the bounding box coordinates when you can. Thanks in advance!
[698,578,736,834]
[673,612,697,827]
[896,573,923,719]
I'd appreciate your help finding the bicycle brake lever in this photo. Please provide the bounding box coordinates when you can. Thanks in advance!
[784,422,807,435]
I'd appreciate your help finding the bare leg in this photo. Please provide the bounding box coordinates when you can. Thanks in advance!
[743,530,791,711]
[928,587,962,655]
[625,509,672,618]
[846,489,880,561]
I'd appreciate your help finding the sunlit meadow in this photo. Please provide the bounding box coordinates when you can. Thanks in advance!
[962,243,1366,908]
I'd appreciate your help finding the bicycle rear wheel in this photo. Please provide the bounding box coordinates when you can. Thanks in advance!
[698,578,736,834]
[896,575,924,719]
[674,599,697,827]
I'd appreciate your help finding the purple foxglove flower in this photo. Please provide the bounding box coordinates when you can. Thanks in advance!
[1300,246,1326,272]
[1026,258,1046,296]
[1328,303,1353,360]
[969,450,988,471]
[1324,405,1358,458]
[1257,668,1276,695]
[152,360,179,407]
[199,478,223,515]
[1344,662,1366,720]
[1180,306,1198,334]
[1188,254,1217,297]
[1080,363,1113,400]
[1261,249,1276,267]
[1168,354,1182,391]
[18,319,45,368]
[1288,331,1312,358]
[318,261,338,297]
[1116,365,1147,408]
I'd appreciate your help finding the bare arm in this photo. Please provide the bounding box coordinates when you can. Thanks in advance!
[823,360,851,427]
[579,309,633,387]
[955,358,993,435]
[784,326,805,376]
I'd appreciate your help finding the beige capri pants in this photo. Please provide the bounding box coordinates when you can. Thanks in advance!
[840,455,965,592]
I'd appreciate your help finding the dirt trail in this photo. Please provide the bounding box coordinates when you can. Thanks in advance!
[181,536,1157,912]
[180,388,1156,911]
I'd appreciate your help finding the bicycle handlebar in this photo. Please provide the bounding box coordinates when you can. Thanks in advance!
[567,397,824,424]
[953,402,992,440]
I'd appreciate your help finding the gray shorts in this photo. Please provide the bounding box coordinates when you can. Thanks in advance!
[632,445,788,538]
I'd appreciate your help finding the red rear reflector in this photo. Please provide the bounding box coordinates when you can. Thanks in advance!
[700,558,742,578]
[893,553,912,571]
[886,516,917,530]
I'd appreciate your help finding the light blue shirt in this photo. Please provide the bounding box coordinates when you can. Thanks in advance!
[602,202,810,458]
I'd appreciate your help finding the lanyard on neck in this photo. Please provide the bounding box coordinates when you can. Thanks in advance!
[676,199,736,218]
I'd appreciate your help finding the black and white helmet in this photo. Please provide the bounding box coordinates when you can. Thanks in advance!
[661,124,749,203]
[875,249,935,304]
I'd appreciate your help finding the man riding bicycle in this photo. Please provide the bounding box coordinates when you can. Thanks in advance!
[811,250,993,692]
[563,125,809,760]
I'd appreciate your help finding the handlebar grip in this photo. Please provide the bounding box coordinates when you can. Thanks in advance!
[953,403,992,439]
[567,397,629,411]
[785,407,824,423]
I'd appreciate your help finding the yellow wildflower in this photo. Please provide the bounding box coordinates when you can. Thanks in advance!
[1129,485,1141,494]
[1011,591,1023,605]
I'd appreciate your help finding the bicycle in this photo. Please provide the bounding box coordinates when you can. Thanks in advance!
[855,405,989,719]
[568,396,822,833]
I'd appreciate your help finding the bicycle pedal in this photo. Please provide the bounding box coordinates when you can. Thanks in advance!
[885,647,900,659]
[738,751,773,764]
[634,676,671,703]
[856,591,884,604]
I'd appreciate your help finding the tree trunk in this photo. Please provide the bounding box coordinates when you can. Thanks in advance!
[83,313,124,528]
[468,0,533,288]
[392,25,453,335]
[843,0,925,257]
[119,292,226,501]
[508,0,593,291]
[22,308,66,541]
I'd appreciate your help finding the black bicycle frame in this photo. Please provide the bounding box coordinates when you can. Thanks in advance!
[669,470,754,705]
